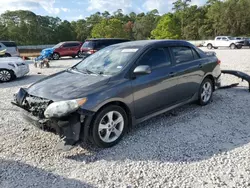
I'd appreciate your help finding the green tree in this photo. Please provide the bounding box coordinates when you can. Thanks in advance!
[91,18,128,38]
[151,14,180,39]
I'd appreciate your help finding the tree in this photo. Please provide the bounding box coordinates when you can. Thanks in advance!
[91,18,128,38]
[151,14,180,39]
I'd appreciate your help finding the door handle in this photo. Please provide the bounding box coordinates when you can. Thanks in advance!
[169,72,176,77]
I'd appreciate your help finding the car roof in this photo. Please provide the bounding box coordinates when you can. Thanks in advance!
[111,40,193,48]
[0,41,16,43]
[62,41,82,43]
[86,38,130,41]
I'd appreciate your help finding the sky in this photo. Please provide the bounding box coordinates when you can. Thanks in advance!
[0,0,207,21]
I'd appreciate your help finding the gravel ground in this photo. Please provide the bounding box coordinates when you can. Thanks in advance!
[1,49,250,188]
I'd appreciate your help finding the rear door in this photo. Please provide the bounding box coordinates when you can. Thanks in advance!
[70,42,81,55]
[169,46,203,102]
[60,43,72,56]
[132,47,178,118]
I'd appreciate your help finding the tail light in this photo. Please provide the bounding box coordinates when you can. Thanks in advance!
[88,49,97,54]
[217,59,221,65]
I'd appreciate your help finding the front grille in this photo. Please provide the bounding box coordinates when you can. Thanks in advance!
[22,95,52,119]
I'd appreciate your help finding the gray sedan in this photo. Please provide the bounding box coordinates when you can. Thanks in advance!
[12,40,221,148]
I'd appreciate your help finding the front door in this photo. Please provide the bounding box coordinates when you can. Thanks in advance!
[132,47,178,119]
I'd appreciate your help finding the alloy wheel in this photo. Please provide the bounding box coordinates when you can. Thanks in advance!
[201,82,212,103]
[0,70,11,82]
[98,111,124,143]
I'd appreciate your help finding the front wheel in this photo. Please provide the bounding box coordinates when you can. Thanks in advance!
[198,78,213,106]
[91,105,128,148]
[77,51,82,58]
[0,69,14,82]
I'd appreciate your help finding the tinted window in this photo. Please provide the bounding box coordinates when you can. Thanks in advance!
[2,42,17,47]
[216,37,221,40]
[71,43,80,47]
[222,37,228,41]
[171,46,194,64]
[192,49,200,59]
[139,48,171,69]
[82,41,95,48]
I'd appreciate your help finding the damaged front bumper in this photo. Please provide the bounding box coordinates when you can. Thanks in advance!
[12,88,95,145]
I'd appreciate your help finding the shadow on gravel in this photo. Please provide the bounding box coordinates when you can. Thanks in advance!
[0,74,46,89]
[65,90,250,164]
[0,159,93,188]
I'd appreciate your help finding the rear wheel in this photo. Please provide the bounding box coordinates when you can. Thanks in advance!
[207,44,213,49]
[72,55,76,58]
[4,53,11,57]
[52,53,60,60]
[91,105,128,148]
[198,78,213,106]
[77,51,82,58]
[0,69,14,82]
[230,43,236,49]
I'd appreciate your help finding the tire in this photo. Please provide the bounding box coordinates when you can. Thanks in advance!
[207,44,213,49]
[198,78,213,106]
[52,53,60,60]
[237,45,242,49]
[0,69,14,82]
[77,51,82,58]
[230,43,236,49]
[91,105,128,148]
[72,55,76,58]
[4,53,11,57]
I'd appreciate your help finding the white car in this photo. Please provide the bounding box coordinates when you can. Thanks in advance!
[0,57,29,82]
[203,36,243,49]
[0,41,20,57]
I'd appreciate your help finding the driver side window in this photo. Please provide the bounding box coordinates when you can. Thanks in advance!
[138,48,171,69]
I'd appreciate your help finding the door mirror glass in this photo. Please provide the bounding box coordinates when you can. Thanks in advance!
[133,65,151,76]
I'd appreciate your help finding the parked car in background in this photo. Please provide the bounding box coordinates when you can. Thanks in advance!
[203,36,244,49]
[80,38,130,59]
[235,37,250,48]
[0,41,20,57]
[13,40,221,148]
[0,57,29,82]
[41,41,83,60]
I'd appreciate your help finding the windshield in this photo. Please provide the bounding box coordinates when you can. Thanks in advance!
[74,46,139,75]
[53,42,64,49]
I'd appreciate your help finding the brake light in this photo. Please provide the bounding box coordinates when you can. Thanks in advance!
[89,49,97,54]
[217,59,221,65]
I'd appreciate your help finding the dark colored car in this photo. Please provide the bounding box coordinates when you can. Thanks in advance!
[50,41,83,60]
[235,38,250,48]
[12,40,221,149]
[80,38,130,59]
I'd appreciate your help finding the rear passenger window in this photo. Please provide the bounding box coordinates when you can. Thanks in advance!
[171,46,194,64]
[139,48,171,69]
[2,42,17,47]
[192,49,200,59]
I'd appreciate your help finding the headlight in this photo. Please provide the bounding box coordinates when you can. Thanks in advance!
[44,98,87,118]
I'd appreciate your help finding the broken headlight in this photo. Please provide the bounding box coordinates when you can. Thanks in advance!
[44,98,87,118]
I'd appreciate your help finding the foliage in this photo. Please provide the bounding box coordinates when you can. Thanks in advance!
[1,0,250,45]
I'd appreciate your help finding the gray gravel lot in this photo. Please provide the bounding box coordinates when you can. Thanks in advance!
[1,49,250,188]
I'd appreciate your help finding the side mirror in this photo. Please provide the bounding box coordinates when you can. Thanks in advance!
[133,65,151,76]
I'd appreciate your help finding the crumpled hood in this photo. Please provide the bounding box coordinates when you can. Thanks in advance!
[27,70,110,101]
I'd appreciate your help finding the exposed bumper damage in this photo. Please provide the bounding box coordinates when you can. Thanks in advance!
[220,70,250,92]
[11,88,94,147]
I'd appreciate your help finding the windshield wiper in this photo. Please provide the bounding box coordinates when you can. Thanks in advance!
[84,68,96,75]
